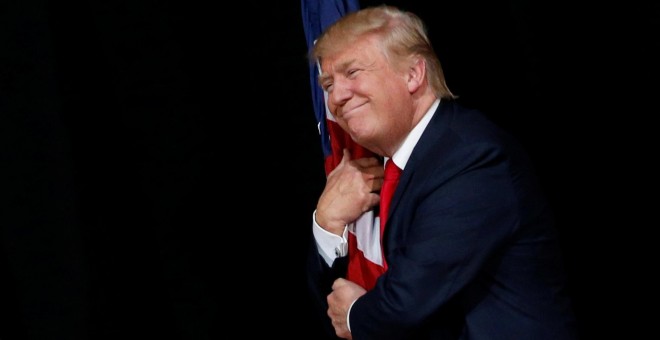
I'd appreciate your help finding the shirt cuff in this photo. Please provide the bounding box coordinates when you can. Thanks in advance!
[312,210,348,266]
[347,298,357,332]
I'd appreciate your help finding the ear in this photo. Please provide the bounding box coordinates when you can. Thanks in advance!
[406,57,426,93]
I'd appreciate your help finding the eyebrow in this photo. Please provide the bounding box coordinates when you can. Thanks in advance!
[318,58,357,86]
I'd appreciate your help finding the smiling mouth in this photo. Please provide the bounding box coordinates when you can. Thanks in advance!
[340,102,366,118]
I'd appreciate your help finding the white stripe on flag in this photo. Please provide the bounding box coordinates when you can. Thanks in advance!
[347,210,383,266]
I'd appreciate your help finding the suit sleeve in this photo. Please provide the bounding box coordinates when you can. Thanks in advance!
[306,229,348,339]
[350,141,526,339]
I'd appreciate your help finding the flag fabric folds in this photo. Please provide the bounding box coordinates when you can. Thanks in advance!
[300,0,374,175]
[301,0,387,291]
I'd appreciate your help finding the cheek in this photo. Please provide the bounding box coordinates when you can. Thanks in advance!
[326,102,335,115]
[326,101,340,119]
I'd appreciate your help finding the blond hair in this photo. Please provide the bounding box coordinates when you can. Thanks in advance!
[311,5,455,99]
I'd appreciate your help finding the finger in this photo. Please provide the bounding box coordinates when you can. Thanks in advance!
[368,193,381,210]
[353,156,382,168]
[340,148,352,164]
[362,164,385,179]
[332,278,347,290]
[370,177,384,192]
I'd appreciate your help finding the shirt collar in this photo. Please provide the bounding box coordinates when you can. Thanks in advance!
[388,99,440,170]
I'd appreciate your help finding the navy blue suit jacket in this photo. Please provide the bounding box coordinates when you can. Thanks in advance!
[307,100,577,339]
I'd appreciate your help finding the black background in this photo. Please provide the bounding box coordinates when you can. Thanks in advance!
[1,0,656,339]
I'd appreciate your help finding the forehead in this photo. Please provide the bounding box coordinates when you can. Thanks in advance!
[320,35,381,72]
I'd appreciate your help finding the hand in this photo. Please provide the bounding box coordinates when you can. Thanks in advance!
[328,278,367,339]
[316,149,384,235]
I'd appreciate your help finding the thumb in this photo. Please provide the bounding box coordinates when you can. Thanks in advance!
[340,148,352,164]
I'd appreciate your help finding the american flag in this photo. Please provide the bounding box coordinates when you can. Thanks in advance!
[301,0,386,289]
[300,0,376,175]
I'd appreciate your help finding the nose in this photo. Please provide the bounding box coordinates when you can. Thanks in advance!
[327,79,351,115]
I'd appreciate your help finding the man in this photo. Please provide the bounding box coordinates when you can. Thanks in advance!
[306,5,577,340]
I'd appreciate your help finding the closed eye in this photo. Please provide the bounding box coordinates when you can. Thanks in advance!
[321,81,333,92]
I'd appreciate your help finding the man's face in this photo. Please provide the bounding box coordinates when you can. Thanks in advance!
[319,36,413,155]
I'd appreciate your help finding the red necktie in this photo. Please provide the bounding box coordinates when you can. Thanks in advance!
[346,159,402,290]
[380,159,402,242]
